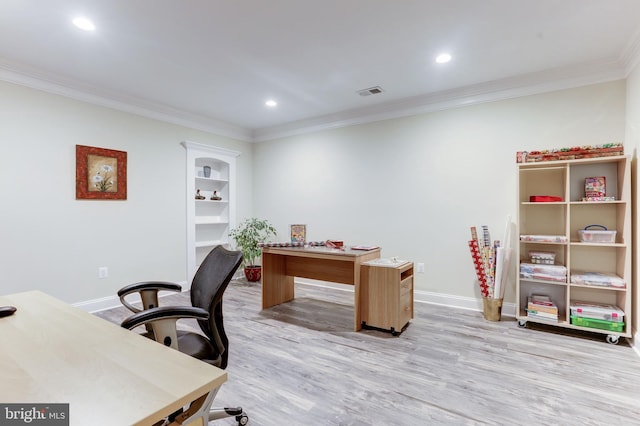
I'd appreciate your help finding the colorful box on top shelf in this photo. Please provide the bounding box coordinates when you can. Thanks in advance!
[516,143,623,163]
[581,196,616,202]
[584,176,606,197]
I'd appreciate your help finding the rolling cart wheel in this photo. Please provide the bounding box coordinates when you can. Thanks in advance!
[606,335,619,345]
[517,319,527,328]
[390,327,398,336]
[237,413,249,425]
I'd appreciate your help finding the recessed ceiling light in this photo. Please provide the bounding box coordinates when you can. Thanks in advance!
[72,17,96,31]
[435,53,452,64]
[265,100,277,108]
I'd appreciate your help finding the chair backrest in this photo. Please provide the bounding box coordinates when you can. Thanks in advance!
[190,245,243,368]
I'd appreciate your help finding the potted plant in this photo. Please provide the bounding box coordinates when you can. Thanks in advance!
[229,218,277,282]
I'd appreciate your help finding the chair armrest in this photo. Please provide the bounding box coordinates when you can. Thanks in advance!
[121,306,208,329]
[117,281,182,313]
[121,306,209,350]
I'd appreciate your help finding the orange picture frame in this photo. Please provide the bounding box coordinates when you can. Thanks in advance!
[76,145,127,200]
[290,224,306,243]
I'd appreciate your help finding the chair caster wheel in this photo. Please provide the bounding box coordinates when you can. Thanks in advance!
[236,413,249,425]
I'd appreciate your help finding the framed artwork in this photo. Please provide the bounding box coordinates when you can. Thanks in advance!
[290,224,306,243]
[76,145,127,200]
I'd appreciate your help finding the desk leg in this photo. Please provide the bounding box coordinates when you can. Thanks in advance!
[354,262,362,332]
[171,385,220,426]
[262,252,295,309]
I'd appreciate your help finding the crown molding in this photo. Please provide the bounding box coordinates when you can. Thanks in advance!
[181,140,241,157]
[0,57,628,144]
[621,27,640,76]
[0,60,253,142]
[252,58,627,142]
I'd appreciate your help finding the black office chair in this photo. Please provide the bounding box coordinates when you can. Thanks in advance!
[118,245,248,425]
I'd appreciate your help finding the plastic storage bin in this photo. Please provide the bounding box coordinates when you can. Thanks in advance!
[520,263,567,282]
[570,316,625,332]
[529,251,556,264]
[578,225,616,243]
[570,271,625,288]
[570,301,624,322]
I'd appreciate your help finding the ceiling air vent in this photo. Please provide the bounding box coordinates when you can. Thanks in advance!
[357,86,384,97]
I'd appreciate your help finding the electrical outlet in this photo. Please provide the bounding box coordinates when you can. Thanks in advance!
[98,267,108,279]
[416,263,425,273]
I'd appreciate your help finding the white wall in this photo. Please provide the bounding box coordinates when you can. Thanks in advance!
[0,78,630,310]
[253,81,627,303]
[0,81,253,304]
[625,63,640,342]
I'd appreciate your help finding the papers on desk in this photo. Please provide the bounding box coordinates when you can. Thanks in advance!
[363,258,408,268]
[351,245,380,251]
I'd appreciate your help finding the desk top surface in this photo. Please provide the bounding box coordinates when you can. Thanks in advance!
[262,245,381,258]
[0,290,226,426]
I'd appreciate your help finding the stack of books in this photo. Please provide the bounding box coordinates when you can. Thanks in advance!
[526,295,558,322]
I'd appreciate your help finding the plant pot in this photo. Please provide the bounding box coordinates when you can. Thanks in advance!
[244,265,262,282]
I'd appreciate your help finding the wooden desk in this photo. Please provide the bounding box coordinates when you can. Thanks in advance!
[0,291,226,426]
[261,246,381,331]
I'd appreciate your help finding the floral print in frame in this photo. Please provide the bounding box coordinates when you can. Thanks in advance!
[76,145,127,200]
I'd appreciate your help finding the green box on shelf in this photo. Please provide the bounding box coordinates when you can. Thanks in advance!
[570,316,625,332]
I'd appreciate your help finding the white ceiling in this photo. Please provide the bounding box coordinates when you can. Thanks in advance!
[1,0,640,142]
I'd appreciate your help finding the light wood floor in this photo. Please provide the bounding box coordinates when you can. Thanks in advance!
[96,280,640,425]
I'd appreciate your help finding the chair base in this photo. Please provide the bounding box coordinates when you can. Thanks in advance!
[210,407,248,425]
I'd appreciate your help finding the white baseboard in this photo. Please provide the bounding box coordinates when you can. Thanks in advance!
[413,289,517,317]
[74,281,189,313]
[294,278,516,317]
[76,277,513,316]
[74,295,123,313]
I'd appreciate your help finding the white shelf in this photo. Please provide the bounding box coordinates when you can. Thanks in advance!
[196,176,229,183]
[195,240,227,248]
[183,141,240,281]
[195,199,228,204]
[195,216,228,225]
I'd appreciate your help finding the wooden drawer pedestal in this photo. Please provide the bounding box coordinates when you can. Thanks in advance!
[360,261,414,335]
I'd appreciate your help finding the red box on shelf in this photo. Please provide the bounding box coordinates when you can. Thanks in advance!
[529,195,563,202]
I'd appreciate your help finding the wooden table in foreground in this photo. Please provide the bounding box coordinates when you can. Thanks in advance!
[0,290,227,426]
[261,246,381,331]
